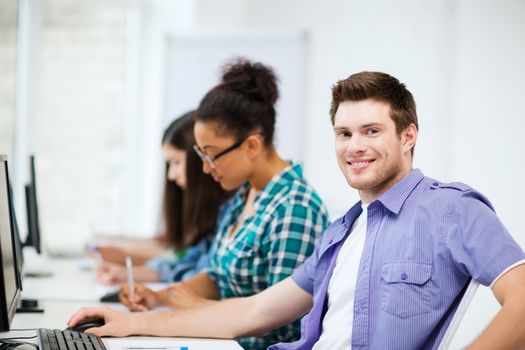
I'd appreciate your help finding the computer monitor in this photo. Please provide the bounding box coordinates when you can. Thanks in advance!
[23,155,42,254]
[0,155,22,331]
[9,183,23,287]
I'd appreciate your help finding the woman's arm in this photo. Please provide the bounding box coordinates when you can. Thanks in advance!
[119,272,220,311]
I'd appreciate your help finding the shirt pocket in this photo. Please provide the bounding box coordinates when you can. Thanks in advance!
[380,262,432,318]
[222,239,262,291]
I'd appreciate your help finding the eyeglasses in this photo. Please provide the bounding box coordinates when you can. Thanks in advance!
[193,138,246,169]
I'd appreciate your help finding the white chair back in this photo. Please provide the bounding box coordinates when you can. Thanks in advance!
[437,279,480,350]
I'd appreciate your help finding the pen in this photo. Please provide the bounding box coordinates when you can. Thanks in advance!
[126,255,135,301]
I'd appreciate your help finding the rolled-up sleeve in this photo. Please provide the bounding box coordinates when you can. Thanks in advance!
[291,243,320,295]
[446,191,525,286]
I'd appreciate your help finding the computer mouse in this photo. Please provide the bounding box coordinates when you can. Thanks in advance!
[64,318,105,332]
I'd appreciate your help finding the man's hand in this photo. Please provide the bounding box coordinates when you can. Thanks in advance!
[68,306,139,337]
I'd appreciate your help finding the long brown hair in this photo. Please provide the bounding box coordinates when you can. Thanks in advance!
[162,111,231,251]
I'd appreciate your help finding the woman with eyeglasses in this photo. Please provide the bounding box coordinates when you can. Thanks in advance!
[96,111,232,284]
[118,59,330,349]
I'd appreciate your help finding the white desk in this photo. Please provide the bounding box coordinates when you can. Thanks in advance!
[22,257,103,302]
[1,256,242,350]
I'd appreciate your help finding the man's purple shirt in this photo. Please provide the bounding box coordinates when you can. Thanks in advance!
[270,169,525,350]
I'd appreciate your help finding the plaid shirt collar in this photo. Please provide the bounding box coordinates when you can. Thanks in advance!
[230,161,303,214]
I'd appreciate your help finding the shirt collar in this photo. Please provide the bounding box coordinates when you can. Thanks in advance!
[341,201,364,229]
[254,161,302,212]
[375,168,425,215]
[231,161,303,213]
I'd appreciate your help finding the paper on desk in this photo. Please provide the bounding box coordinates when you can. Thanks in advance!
[95,282,170,297]
[105,337,242,350]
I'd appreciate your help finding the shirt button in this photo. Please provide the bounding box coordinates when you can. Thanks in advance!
[433,182,439,186]
[401,273,408,280]
[328,239,333,244]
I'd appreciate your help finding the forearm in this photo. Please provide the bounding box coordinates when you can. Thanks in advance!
[466,302,525,349]
[134,279,312,338]
[152,272,220,307]
[134,266,161,282]
[466,264,525,349]
[80,277,312,338]
[182,272,220,300]
[131,296,258,339]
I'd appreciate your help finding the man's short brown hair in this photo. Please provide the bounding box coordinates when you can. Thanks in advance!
[330,71,418,136]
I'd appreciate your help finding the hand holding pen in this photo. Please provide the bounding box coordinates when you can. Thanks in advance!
[119,282,160,311]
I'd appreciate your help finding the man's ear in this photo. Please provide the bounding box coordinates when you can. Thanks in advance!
[402,123,418,154]
[244,135,263,159]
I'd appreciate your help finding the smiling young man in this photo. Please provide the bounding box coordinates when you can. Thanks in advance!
[69,72,525,349]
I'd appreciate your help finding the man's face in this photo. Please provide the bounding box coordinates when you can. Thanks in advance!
[333,99,416,202]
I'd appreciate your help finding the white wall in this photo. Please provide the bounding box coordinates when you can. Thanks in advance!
[231,0,458,217]
[191,0,525,346]
[9,0,525,345]
[0,0,18,160]
[14,0,128,253]
[449,0,525,346]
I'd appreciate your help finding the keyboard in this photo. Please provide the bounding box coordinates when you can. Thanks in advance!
[37,328,107,350]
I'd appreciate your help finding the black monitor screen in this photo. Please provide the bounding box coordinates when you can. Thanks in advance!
[9,183,23,288]
[0,155,21,330]
[24,155,41,254]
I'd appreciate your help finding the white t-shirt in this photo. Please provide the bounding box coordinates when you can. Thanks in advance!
[312,204,368,350]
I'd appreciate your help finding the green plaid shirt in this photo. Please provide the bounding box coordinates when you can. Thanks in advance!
[206,162,330,349]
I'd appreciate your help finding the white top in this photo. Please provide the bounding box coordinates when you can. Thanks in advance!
[313,204,368,350]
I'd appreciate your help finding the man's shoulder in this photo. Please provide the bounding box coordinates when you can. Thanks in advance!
[418,177,476,201]
[415,176,494,211]
[422,176,473,193]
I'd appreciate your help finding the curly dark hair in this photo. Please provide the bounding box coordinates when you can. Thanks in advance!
[196,58,279,146]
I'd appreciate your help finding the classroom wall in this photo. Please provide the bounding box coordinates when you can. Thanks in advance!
[13,0,128,251]
[448,2,525,345]
[0,0,18,158]
[192,0,525,345]
[6,0,525,345]
[221,0,457,217]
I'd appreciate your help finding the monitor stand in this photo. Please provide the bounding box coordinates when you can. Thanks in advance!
[17,298,44,313]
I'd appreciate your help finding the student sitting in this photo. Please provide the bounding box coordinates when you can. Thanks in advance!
[96,111,232,284]
[117,59,330,349]
[71,71,525,349]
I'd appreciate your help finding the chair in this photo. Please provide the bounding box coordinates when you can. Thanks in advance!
[437,278,480,350]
